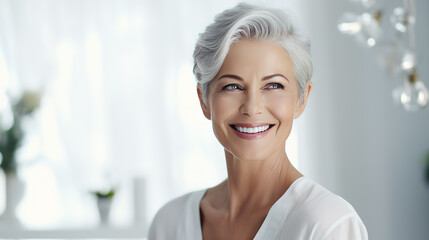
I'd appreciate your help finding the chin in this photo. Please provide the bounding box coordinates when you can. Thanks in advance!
[226,147,273,162]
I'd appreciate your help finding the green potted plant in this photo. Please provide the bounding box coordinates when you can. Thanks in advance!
[0,90,41,221]
[91,189,116,224]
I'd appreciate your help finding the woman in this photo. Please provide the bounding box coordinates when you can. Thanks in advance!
[149,3,368,240]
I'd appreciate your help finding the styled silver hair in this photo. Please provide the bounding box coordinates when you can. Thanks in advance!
[193,3,313,104]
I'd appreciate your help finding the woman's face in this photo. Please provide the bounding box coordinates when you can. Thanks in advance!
[198,39,311,161]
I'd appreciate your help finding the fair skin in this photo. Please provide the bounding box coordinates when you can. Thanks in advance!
[197,39,312,240]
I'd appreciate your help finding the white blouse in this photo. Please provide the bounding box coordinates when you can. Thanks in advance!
[148,177,368,240]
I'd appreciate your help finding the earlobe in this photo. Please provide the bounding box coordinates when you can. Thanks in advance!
[197,84,211,120]
[293,81,312,119]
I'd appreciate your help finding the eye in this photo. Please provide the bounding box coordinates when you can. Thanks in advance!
[265,83,284,89]
[222,84,242,91]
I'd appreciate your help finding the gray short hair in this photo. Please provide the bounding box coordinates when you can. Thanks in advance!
[193,3,313,104]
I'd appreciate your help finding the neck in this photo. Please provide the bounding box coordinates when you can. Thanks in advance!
[221,148,302,219]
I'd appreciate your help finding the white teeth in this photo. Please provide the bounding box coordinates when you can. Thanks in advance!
[234,125,270,133]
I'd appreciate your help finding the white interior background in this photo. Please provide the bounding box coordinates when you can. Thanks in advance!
[0,0,429,239]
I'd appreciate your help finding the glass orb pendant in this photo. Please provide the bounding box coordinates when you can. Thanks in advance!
[396,72,429,111]
[390,7,415,33]
[401,51,416,73]
[338,12,362,35]
[338,11,382,47]
[359,12,382,47]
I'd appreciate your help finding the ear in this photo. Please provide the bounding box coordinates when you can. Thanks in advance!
[197,84,211,120]
[294,81,312,119]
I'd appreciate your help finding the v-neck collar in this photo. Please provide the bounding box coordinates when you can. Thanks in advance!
[194,176,307,240]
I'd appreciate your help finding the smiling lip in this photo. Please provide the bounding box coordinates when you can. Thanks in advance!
[230,123,274,140]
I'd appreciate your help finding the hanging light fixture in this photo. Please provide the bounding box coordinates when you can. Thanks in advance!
[394,70,428,111]
[400,50,416,73]
[337,12,362,35]
[390,7,415,33]
[338,0,428,111]
[338,11,382,47]
[403,73,428,111]
[393,0,427,110]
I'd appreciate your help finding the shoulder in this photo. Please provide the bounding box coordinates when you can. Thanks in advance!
[278,178,368,239]
[148,190,205,240]
[292,178,357,220]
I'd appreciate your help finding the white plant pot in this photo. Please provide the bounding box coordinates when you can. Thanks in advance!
[97,198,113,224]
[1,173,25,223]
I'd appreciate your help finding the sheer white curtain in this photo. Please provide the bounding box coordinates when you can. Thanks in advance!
[0,0,302,228]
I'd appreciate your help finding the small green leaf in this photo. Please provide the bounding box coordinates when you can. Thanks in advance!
[92,189,115,198]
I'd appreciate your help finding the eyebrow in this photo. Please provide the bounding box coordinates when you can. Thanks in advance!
[217,74,289,82]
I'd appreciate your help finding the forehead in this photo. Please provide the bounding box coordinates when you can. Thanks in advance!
[217,39,294,78]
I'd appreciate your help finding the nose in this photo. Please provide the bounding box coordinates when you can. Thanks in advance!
[239,90,263,116]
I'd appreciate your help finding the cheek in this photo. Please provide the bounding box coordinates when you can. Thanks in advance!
[209,95,241,141]
[266,94,296,136]
[211,94,241,121]
[267,93,296,116]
